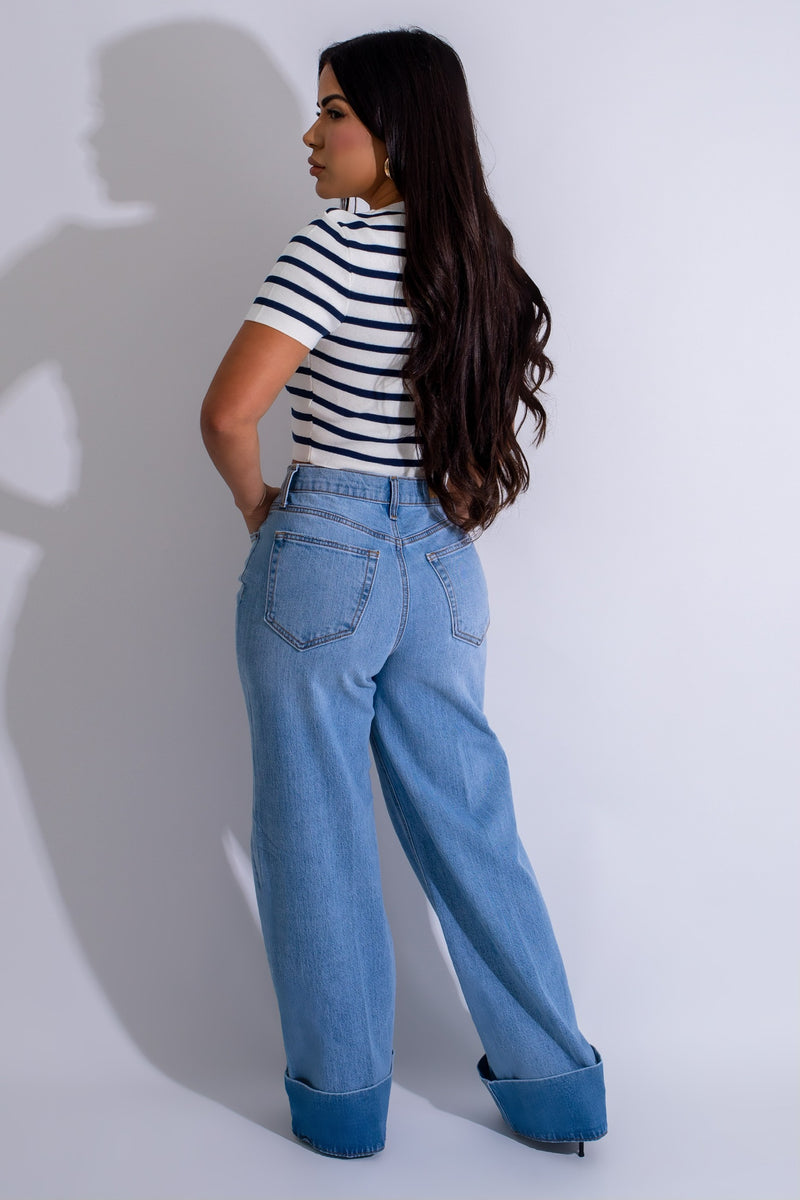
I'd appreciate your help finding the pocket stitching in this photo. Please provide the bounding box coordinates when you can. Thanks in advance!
[264,531,380,650]
[426,540,489,646]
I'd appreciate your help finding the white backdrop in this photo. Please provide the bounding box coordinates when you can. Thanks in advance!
[1,2,797,1197]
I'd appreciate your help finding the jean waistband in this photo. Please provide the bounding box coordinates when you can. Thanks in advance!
[278,463,437,507]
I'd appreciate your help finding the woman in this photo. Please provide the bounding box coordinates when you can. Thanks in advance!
[201,28,606,1159]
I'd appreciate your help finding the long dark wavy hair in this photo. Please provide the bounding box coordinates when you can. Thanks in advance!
[319,28,554,533]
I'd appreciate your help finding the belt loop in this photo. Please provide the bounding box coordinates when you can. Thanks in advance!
[388,476,399,520]
[277,463,299,509]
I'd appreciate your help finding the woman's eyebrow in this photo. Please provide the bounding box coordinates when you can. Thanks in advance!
[318,93,348,107]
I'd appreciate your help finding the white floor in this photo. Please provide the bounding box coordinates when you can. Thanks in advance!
[2,1053,797,1200]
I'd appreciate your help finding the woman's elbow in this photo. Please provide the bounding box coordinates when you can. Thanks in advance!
[200,399,226,438]
[200,391,251,438]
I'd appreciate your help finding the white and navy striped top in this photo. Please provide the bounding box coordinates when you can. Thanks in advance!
[244,200,423,477]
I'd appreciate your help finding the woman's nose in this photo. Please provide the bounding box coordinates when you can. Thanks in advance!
[302,118,321,147]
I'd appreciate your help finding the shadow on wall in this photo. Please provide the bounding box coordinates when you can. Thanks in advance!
[0,19,482,1136]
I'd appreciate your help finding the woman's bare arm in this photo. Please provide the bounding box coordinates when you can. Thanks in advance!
[200,320,311,531]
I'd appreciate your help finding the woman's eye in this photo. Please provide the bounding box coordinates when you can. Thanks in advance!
[315,108,343,120]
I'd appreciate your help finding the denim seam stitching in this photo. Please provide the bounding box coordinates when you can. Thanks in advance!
[263,535,380,649]
[288,485,440,509]
[269,530,380,557]
[289,486,440,509]
[284,504,452,544]
[278,505,396,543]
[518,1125,607,1142]
[287,1061,393,1097]
[479,1087,606,1143]
[426,556,487,646]
[426,536,474,559]
[425,536,490,644]
[295,1134,385,1157]
[388,541,410,654]
[483,1052,604,1085]
[399,518,454,546]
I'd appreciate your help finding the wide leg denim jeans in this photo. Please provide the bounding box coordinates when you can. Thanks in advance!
[235,463,607,1157]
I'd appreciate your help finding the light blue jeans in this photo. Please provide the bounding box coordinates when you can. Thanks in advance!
[235,463,606,1157]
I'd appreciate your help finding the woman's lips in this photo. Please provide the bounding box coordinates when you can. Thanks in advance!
[309,165,324,174]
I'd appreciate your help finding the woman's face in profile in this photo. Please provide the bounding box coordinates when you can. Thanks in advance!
[302,63,395,207]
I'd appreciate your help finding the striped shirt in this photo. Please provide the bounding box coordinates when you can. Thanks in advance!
[244,200,423,477]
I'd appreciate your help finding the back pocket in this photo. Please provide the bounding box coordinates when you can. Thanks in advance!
[264,531,379,650]
[426,538,490,645]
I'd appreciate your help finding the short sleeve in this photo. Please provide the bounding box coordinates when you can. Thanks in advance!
[243,212,352,351]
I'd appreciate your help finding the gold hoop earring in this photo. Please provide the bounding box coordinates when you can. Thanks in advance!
[384,157,392,179]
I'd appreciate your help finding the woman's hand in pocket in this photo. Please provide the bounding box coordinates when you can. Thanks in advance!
[243,483,280,535]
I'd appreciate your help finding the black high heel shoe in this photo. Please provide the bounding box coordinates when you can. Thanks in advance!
[523,1137,585,1156]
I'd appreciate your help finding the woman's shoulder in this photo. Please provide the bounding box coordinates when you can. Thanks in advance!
[313,204,406,244]
[283,204,405,267]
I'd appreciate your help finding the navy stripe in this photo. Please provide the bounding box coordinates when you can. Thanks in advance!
[276,254,350,298]
[343,222,406,234]
[342,315,416,332]
[330,206,405,222]
[291,433,420,468]
[348,290,408,308]
[311,347,405,377]
[326,333,411,355]
[251,298,329,339]
[312,220,405,258]
[307,368,411,404]
[345,220,407,231]
[286,386,415,426]
[308,392,416,426]
[346,263,403,281]
[303,412,419,445]
[260,277,346,323]
[302,234,403,279]
[290,368,414,410]
[287,232,350,275]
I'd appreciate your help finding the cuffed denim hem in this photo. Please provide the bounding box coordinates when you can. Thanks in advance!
[477,1044,607,1143]
[284,1058,393,1158]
